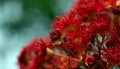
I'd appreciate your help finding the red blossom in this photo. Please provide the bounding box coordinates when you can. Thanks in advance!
[18,38,47,69]
[33,39,46,57]
[42,37,53,48]
[73,0,106,18]
[52,11,81,34]
[18,41,33,69]
[18,48,30,69]
[67,23,93,46]
[103,45,120,66]
[91,13,111,34]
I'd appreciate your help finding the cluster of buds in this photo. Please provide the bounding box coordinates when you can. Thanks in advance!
[18,0,120,69]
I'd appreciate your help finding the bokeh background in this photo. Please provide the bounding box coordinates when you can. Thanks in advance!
[0,0,74,69]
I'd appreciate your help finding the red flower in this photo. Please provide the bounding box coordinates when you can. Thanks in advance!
[103,45,120,66]
[18,38,47,69]
[33,39,46,57]
[67,23,92,46]
[73,0,106,18]
[18,41,33,69]
[42,37,53,48]
[52,11,81,34]
[32,39,47,65]
[78,23,93,43]
[91,13,111,34]
[84,56,96,67]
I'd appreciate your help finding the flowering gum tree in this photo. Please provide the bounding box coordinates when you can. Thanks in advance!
[18,0,120,69]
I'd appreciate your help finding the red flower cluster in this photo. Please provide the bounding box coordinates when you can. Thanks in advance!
[18,39,47,69]
[18,0,120,69]
[103,45,120,66]
[91,13,111,34]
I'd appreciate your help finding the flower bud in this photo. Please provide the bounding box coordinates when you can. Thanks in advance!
[50,29,61,41]
[111,6,120,15]
[84,56,96,67]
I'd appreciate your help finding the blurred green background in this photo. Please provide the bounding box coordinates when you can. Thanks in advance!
[0,0,74,69]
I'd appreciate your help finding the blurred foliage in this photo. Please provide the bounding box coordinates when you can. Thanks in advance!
[24,0,56,19]
[3,20,26,32]
[3,0,57,33]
